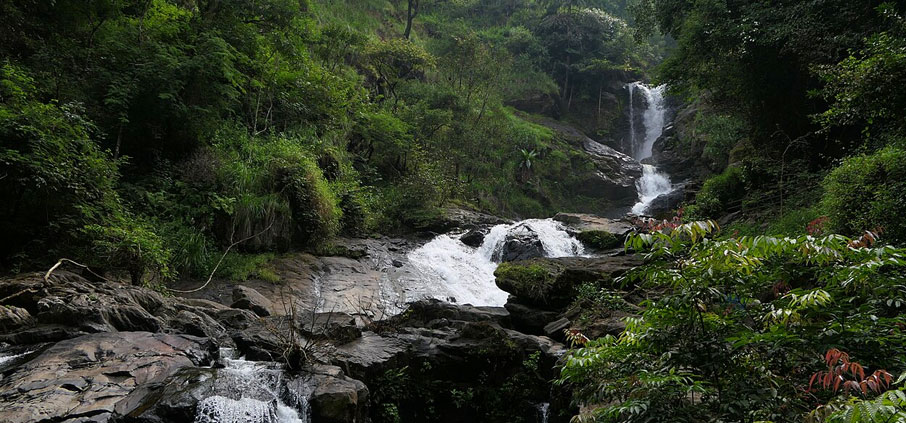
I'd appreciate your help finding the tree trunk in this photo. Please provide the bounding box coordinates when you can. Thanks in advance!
[404,0,419,39]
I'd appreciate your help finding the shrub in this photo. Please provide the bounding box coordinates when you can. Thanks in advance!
[83,215,172,285]
[822,145,906,245]
[576,230,622,250]
[214,131,342,250]
[686,166,745,219]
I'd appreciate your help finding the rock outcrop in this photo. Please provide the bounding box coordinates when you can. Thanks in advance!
[0,332,216,423]
[495,255,642,308]
[494,223,546,262]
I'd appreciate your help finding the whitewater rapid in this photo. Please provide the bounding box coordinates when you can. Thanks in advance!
[405,219,584,307]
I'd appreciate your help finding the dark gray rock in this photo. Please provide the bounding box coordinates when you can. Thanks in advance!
[543,317,571,338]
[299,312,361,344]
[495,223,546,262]
[646,188,685,217]
[0,332,215,423]
[0,305,33,333]
[459,227,488,248]
[231,285,274,317]
[305,365,370,423]
[503,299,560,335]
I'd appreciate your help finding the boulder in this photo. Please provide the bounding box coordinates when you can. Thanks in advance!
[231,285,274,317]
[299,312,361,344]
[495,256,643,308]
[646,188,685,217]
[0,332,215,423]
[0,305,34,332]
[577,139,642,203]
[553,213,634,236]
[543,317,571,338]
[494,223,545,262]
[393,299,510,327]
[331,331,410,379]
[306,365,370,423]
[504,299,560,335]
[459,227,488,248]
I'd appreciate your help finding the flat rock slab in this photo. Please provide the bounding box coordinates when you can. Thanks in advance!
[554,213,634,235]
[0,331,215,423]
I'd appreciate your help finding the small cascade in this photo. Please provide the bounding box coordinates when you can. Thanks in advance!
[195,349,310,423]
[632,164,672,215]
[406,219,584,306]
[627,82,673,214]
[536,402,550,423]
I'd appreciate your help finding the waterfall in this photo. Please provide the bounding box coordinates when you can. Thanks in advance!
[195,349,310,423]
[628,82,673,214]
[406,219,584,306]
[536,402,550,423]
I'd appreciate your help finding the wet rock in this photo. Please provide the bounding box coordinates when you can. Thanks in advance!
[0,305,33,332]
[459,227,488,248]
[504,299,560,334]
[231,285,274,317]
[0,332,215,423]
[495,256,643,308]
[495,224,545,262]
[307,365,369,423]
[299,312,361,344]
[646,188,685,217]
[332,332,410,379]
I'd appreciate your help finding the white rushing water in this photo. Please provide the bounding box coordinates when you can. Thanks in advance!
[628,82,673,214]
[0,350,33,368]
[195,350,309,423]
[406,219,584,307]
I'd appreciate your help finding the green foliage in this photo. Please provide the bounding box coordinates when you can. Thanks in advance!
[217,252,280,283]
[577,230,622,250]
[822,145,906,245]
[214,131,342,249]
[817,5,906,138]
[695,112,746,171]
[560,222,906,422]
[0,63,123,269]
[83,215,172,284]
[686,166,745,219]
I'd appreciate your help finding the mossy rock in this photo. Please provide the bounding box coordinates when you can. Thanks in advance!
[576,230,622,250]
[494,256,642,308]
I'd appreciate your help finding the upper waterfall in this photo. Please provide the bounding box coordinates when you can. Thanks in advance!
[627,82,673,214]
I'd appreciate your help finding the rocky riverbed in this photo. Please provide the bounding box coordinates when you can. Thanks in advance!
[0,213,645,423]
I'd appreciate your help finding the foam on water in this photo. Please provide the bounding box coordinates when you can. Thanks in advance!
[406,219,583,307]
[195,350,309,423]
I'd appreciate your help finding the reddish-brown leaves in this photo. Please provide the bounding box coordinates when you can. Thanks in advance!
[808,348,892,396]
[848,228,884,248]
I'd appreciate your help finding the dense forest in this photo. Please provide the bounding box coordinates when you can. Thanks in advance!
[3,0,906,422]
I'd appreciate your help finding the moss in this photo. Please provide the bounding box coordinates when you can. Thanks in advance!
[576,230,622,250]
[494,261,559,305]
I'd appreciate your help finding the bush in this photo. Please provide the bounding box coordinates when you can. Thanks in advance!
[280,158,341,246]
[0,63,125,270]
[83,215,172,285]
[686,166,745,219]
[214,131,342,250]
[576,230,622,250]
[822,145,906,245]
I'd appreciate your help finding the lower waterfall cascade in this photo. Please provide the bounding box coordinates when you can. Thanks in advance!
[406,218,585,307]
